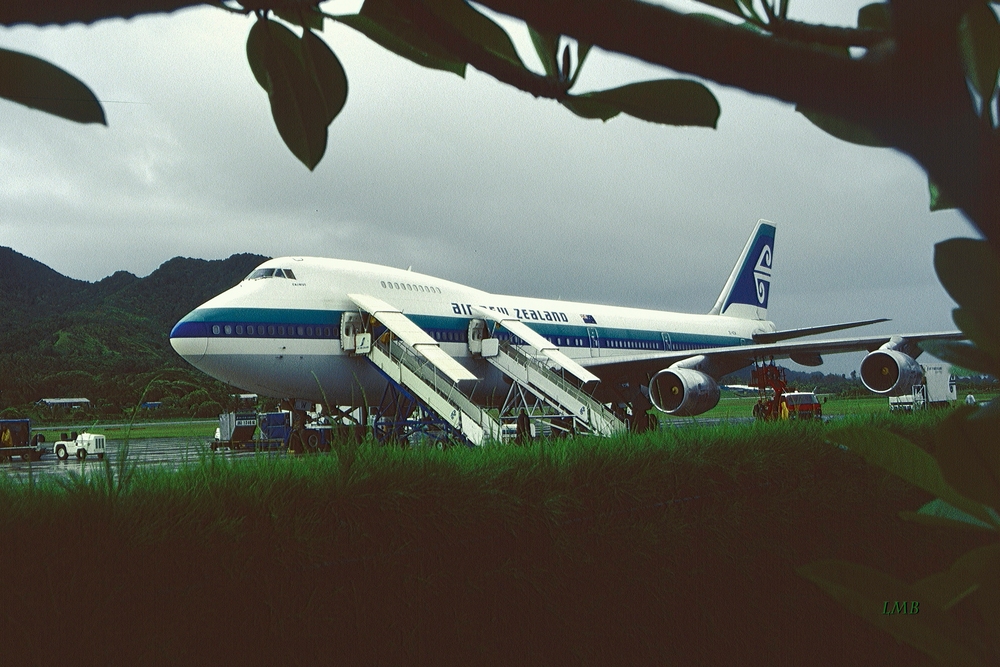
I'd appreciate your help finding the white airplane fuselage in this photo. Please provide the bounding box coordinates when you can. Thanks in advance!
[170,256,774,406]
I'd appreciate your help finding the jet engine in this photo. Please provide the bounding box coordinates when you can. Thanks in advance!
[860,349,924,395]
[649,368,721,416]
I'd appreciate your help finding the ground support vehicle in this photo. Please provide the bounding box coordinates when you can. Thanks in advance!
[0,418,50,462]
[212,412,259,450]
[263,411,333,453]
[212,411,333,452]
[53,432,106,461]
[751,360,789,421]
[888,363,957,411]
[782,392,823,419]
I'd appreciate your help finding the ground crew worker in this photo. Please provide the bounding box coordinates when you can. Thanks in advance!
[779,398,789,420]
[516,409,530,444]
[1,426,11,448]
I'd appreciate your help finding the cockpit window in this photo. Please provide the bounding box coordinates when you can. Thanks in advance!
[247,268,275,280]
[245,267,297,281]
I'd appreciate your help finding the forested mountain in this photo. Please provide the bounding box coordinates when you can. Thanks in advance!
[0,248,267,417]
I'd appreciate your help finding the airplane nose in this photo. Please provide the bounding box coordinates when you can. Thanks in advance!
[170,313,209,363]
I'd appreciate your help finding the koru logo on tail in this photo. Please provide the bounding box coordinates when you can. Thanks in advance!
[753,245,772,305]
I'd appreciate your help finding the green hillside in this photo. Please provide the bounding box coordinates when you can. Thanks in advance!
[0,248,267,418]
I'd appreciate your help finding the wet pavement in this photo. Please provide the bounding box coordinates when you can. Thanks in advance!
[0,437,283,480]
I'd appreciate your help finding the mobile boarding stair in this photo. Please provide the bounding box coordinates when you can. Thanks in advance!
[346,294,626,446]
[484,338,624,438]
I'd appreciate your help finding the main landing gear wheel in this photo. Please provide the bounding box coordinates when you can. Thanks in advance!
[56,445,68,461]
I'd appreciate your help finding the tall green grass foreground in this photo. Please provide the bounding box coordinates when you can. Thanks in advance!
[799,239,1000,666]
[0,417,957,664]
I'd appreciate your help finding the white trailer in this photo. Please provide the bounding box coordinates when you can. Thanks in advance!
[53,432,106,461]
[888,364,956,411]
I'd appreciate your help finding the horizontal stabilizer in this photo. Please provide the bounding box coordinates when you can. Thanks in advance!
[470,306,600,384]
[753,318,889,344]
[348,294,477,383]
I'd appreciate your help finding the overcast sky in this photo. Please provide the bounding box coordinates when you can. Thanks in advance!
[1,1,979,374]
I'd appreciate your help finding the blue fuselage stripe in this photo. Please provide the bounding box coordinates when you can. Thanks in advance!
[170,308,748,350]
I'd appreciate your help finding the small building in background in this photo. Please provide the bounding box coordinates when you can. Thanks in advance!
[37,397,91,411]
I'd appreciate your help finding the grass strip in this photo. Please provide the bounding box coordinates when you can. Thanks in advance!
[0,412,984,664]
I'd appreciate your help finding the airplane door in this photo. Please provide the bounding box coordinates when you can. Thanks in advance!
[341,312,364,352]
[661,332,672,352]
[588,327,600,357]
[467,319,486,354]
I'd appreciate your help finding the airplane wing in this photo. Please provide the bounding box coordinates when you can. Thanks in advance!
[347,293,477,383]
[578,330,966,382]
[752,318,889,344]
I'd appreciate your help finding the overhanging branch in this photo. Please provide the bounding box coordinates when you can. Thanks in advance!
[391,0,568,100]
[471,0,875,116]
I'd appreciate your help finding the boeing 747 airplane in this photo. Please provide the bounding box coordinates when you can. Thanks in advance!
[170,220,962,440]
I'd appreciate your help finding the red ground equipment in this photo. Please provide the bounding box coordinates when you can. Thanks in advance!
[751,358,789,421]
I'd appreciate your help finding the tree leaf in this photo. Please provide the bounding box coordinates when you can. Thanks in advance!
[857,3,890,31]
[247,16,307,79]
[247,18,328,170]
[914,544,1000,615]
[796,106,888,147]
[689,12,768,34]
[694,0,745,18]
[797,559,987,667]
[340,1,466,76]
[0,48,106,125]
[959,2,1000,102]
[929,179,958,211]
[582,79,720,128]
[825,426,998,527]
[246,21,272,92]
[561,95,620,121]
[568,41,592,88]
[423,0,525,68]
[900,498,996,532]
[275,7,325,31]
[301,30,348,124]
[528,25,559,78]
[952,308,1000,361]
[934,238,1000,312]
[934,406,1000,511]
[920,340,999,377]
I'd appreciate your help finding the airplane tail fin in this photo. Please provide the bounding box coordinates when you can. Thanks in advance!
[708,219,775,320]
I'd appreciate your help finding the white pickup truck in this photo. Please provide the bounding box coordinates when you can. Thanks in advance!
[53,432,106,461]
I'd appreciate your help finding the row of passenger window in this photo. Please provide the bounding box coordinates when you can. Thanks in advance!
[430,329,466,342]
[380,280,441,294]
[208,320,711,350]
[210,324,338,338]
[497,330,705,350]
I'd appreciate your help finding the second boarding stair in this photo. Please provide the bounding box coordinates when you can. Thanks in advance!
[484,338,625,438]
